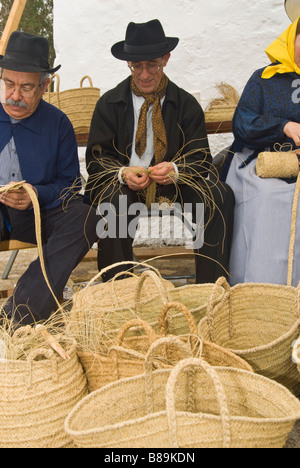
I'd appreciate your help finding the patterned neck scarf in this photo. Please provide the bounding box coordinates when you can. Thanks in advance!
[130,74,168,164]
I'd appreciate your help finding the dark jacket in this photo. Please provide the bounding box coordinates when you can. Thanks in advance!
[0,100,80,210]
[85,77,211,204]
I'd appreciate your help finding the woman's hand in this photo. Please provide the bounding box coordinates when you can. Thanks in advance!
[148,162,175,186]
[283,121,300,146]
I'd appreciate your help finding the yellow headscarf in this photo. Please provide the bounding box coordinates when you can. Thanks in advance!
[262,16,300,79]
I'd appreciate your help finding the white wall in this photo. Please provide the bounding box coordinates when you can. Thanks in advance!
[53,0,290,102]
[53,0,291,156]
[52,0,292,247]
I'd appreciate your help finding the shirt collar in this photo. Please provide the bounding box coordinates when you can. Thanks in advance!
[0,101,43,135]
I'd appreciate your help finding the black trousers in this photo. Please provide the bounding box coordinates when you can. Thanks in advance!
[96,180,235,283]
[0,197,97,325]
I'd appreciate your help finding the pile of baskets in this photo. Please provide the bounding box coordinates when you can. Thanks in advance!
[2,267,300,448]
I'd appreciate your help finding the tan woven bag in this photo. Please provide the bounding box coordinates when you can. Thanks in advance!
[65,357,300,448]
[135,272,226,335]
[43,74,100,133]
[68,266,175,354]
[0,330,87,448]
[198,277,300,394]
[158,301,253,372]
[77,318,159,393]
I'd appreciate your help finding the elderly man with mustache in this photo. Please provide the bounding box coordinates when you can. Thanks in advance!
[0,31,97,328]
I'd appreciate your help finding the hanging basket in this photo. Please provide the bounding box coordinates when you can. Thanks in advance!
[0,329,88,448]
[198,277,300,394]
[65,357,300,448]
[43,74,100,134]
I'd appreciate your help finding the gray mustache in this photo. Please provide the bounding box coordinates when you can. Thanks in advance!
[6,98,28,109]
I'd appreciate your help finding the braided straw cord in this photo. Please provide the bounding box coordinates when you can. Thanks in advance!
[0,182,63,312]
[287,172,300,286]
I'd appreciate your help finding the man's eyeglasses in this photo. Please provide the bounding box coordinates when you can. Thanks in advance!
[128,61,164,74]
[2,80,41,98]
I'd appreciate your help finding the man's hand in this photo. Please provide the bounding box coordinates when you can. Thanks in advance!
[148,162,175,185]
[0,182,34,210]
[122,167,151,191]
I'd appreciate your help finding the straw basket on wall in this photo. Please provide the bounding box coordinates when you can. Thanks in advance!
[65,358,300,448]
[198,277,300,394]
[43,74,100,134]
[0,332,87,448]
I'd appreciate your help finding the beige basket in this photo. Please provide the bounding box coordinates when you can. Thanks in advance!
[77,318,159,393]
[65,357,300,448]
[158,301,253,372]
[136,272,226,335]
[0,333,87,448]
[43,74,100,133]
[68,266,175,353]
[198,277,300,394]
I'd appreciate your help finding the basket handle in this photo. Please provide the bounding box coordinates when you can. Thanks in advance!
[144,336,193,413]
[287,173,300,286]
[27,348,59,387]
[157,301,198,350]
[48,73,60,92]
[108,271,139,308]
[206,276,231,317]
[113,318,157,347]
[135,269,169,315]
[82,261,156,289]
[80,75,93,87]
[165,358,231,448]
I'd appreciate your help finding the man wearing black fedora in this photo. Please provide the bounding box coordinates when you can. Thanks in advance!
[86,19,234,282]
[0,31,97,326]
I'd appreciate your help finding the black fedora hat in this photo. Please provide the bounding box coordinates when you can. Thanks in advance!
[111,19,179,61]
[0,31,61,73]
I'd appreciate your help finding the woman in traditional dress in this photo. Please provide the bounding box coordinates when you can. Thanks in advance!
[222,15,300,286]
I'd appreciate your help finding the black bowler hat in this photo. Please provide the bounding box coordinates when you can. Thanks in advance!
[0,31,61,73]
[111,19,179,61]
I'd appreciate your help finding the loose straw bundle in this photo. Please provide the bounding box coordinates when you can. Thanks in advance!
[205,83,239,123]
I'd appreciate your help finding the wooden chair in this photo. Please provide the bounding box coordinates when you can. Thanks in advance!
[0,240,36,280]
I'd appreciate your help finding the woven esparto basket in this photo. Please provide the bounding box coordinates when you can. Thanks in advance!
[135,272,226,335]
[68,266,175,353]
[0,337,88,448]
[158,301,254,372]
[43,74,100,133]
[198,277,300,394]
[65,357,300,448]
[77,318,159,393]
